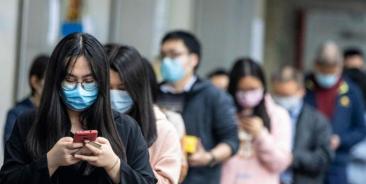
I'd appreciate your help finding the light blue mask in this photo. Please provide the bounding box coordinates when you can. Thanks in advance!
[315,73,338,88]
[61,83,98,111]
[160,57,185,83]
[273,95,302,111]
[110,90,133,113]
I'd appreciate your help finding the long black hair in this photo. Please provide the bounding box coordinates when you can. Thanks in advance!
[28,54,49,96]
[228,57,271,131]
[105,44,157,147]
[141,57,159,103]
[26,33,126,160]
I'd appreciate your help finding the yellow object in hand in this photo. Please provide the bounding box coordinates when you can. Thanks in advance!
[183,135,198,154]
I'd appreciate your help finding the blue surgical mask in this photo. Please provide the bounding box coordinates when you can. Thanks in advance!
[315,73,338,88]
[273,95,302,111]
[110,89,133,113]
[61,83,98,111]
[160,57,185,83]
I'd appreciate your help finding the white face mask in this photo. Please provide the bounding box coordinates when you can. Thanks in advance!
[273,95,302,111]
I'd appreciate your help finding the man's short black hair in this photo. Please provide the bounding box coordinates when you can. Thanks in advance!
[344,47,364,59]
[161,30,201,69]
[207,68,228,79]
[29,54,49,95]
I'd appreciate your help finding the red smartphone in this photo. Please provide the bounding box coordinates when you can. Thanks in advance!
[73,130,98,143]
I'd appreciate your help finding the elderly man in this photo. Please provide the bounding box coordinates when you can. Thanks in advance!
[272,66,333,184]
[304,41,366,184]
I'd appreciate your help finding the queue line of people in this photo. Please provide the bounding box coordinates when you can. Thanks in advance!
[1,31,366,184]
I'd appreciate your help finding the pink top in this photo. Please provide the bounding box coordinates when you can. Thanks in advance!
[149,106,182,184]
[221,95,292,184]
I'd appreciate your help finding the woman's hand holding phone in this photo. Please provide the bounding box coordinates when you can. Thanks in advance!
[74,137,121,183]
[240,116,263,138]
[74,137,120,171]
[72,130,120,170]
[47,137,84,176]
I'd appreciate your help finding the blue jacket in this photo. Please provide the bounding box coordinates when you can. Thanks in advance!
[304,77,366,166]
[3,97,34,144]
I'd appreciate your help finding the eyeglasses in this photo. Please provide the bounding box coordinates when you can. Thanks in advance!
[61,80,98,91]
[159,52,190,60]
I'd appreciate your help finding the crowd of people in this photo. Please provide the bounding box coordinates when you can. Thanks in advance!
[1,31,366,184]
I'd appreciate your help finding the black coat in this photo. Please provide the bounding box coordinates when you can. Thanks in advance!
[0,110,157,184]
[291,104,334,184]
[343,68,366,105]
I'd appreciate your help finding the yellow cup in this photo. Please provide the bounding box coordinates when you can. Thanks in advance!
[183,135,199,154]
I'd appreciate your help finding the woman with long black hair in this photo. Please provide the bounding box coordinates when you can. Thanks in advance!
[0,33,156,184]
[220,58,292,184]
[105,44,182,184]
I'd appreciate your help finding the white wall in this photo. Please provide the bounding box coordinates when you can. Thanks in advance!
[110,0,195,60]
[16,0,51,101]
[0,0,19,165]
[194,0,265,76]
[303,8,366,70]
[110,0,162,59]
[110,0,265,76]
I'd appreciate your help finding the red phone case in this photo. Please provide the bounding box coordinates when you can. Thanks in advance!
[73,130,98,143]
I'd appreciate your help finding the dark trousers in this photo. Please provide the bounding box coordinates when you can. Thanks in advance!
[324,165,348,184]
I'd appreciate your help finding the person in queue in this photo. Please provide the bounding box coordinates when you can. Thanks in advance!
[271,66,333,184]
[106,44,182,184]
[221,57,292,184]
[156,30,239,184]
[304,41,366,184]
[3,54,49,143]
[0,33,156,184]
[141,56,189,183]
[207,68,230,91]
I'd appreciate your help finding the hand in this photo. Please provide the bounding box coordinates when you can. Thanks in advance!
[179,137,189,182]
[188,140,213,167]
[240,116,263,138]
[179,159,189,183]
[74,137,120,171]
[47,137,83,174]
[330,134,340,150]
